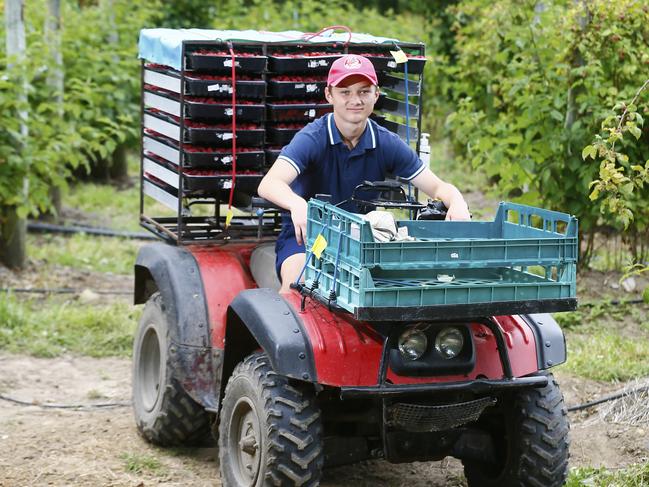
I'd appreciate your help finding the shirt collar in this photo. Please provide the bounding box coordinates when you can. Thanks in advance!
[327,113,377,151]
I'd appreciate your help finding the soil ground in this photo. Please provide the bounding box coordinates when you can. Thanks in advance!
[1,353,648,487]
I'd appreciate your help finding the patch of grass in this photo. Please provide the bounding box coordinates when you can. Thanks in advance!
[555,302,649,381]
[0,293,139,357]
[65,181,141,232]
[120,452,166,475]
[562,331,649,381]
[555,301,644,331]
[27,233,141,275]
[86,389,105,400]
[567,463,649,486]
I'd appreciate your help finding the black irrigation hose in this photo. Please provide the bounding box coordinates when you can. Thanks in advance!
[1,288,132,295]
[27,221,156,240]
[567,385,649,413]
[579,299,646,307]
[0,393,130,410]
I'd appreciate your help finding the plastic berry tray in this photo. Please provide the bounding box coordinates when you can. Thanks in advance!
[186,49,267,73]
[144,110,265,146]
[144,66,266,99]
[184,98,265,122]
[144,87,265,122]
[183,120,265,146]
[268,52,342,73]
[183,146,265,169]
[267,123,306,145]
[359,53,426,75]
[268,76,327,98]
[183,170,264,194]
[184,73,266,99]
[143,131,265,170]
[266,101,332,122]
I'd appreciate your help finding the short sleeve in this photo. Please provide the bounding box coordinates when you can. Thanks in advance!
[388,134,425,181]
[277,128,321,176]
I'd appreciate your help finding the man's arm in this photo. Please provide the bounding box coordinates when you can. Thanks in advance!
[410,168,471,221]
[257,158,309,244]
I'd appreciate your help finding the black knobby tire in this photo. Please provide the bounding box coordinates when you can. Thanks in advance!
[219,352,324,487]
[132,292,210,446]
[463,373,570,487]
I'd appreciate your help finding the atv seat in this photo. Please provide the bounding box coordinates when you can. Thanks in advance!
[250,242,281,292]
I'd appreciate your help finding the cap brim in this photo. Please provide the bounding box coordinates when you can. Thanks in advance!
[329,72,378,87]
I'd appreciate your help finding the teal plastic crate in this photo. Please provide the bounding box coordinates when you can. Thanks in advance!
[303,200,578,318]
[306,200,578,270]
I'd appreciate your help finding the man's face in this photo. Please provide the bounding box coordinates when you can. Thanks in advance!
[325,76,379,125]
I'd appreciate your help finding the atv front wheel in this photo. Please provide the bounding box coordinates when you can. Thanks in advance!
[132,292,210,446]
[219,352,323,487]
[463,373,570,487]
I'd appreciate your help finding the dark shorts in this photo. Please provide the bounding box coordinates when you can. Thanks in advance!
[275,228,305,280]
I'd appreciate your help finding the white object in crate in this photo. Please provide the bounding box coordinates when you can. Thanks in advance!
[351,211,414,242]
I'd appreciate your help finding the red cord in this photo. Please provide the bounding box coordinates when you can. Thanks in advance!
[303,25,352,47]
[227,46,237,212]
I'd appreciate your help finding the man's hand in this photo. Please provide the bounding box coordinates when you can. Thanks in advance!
[445,200,471,221]
[410,170,471,221]
[290,198,309,245]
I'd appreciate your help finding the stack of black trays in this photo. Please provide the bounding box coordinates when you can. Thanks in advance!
[139,38,426,243]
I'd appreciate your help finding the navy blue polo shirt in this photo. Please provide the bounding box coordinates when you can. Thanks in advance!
[275,113,425,276]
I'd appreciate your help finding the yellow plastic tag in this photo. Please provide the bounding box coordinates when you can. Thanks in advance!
[225,209,234,228]
[311,234,328,259]
[390,49,408,64]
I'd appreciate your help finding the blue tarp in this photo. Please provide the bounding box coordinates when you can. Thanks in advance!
[138,28,401,71]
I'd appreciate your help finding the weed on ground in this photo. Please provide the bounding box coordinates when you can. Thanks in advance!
[120,452,167,475]
[27,233,142,275]
[567,462,649,487]
[0,293,139,357]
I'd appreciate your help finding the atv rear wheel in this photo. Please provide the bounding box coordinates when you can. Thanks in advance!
[132,292,210,446]
[463,373,569,487]
[219,352,323,487]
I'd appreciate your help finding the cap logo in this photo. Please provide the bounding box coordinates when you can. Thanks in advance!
[343,56,362,70]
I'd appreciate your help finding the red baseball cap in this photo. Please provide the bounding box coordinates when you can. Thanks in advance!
[327,54,378,87]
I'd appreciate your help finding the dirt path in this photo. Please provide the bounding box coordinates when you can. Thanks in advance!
[1,355,647,487]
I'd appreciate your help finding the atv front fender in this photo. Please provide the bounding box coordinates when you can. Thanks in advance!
[225,289,317,383]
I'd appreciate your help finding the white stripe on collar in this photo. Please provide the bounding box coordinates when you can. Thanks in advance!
[327,113,335,145]
[368,119,376,149]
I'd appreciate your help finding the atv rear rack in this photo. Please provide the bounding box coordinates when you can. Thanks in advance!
[138,29,426,244]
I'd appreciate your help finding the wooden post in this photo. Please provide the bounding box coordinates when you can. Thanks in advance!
[45,0,64,219]
[1,0,27,269]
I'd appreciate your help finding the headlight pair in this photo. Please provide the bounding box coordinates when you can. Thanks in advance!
[397,326,465,361]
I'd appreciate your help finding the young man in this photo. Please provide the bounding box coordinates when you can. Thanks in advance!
[258,54,470,293]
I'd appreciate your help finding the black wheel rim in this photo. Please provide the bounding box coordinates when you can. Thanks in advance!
[228,396,262,486]
[138,324,162,412]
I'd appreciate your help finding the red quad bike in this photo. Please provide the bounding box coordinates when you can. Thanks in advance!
[131,181,574,487]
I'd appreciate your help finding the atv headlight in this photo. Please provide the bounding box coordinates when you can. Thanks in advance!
[398,328,428,361]
[435,327,464,359]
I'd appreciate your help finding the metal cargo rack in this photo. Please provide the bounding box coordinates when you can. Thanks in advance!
[138,30,427,244]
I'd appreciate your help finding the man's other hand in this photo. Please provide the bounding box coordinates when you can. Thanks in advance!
[446,201,471,221]
[290,198,309,245]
